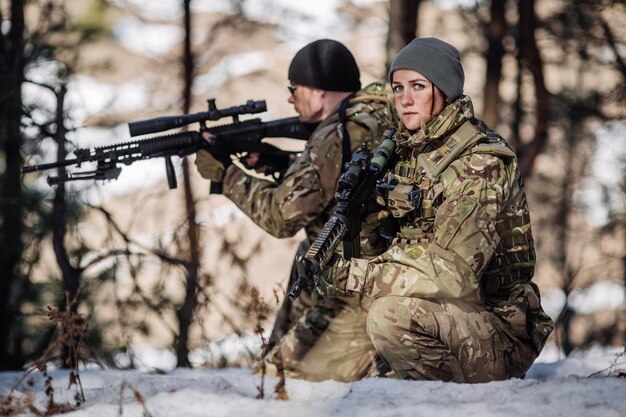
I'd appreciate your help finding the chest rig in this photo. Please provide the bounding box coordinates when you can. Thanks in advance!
[380,120,487,244]
[380,119,536,296]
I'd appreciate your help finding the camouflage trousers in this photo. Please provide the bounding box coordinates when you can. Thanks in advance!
[261,291,378,382]
[266,240,313,351]
[261,240,378,382]
[366,296,538,382]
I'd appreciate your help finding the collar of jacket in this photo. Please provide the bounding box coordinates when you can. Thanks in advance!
[394,95,474,149]
[318,82,389,126]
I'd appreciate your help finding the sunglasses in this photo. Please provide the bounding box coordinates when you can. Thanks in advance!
[287,84,298,95]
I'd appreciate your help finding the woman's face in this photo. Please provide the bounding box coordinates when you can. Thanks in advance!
[391,69,447,132]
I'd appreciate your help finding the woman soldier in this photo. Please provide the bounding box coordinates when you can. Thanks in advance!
[318,37,553,382]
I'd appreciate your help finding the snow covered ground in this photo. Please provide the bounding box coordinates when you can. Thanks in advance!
[1,345,625,417]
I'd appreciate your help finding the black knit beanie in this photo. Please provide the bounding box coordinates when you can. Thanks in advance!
[288,39,361,92]
[388,37,464,101]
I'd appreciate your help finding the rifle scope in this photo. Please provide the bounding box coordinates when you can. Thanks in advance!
[128,99,267,137]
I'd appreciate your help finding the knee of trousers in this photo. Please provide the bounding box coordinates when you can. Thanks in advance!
[366,296,443,351]
[366,296,410,353]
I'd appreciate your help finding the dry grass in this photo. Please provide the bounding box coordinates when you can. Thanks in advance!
[0,293,87,416]
[249,287,288,400]
[117,379,153,417]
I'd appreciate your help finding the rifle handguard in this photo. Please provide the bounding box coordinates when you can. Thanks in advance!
[304,216,347,271]
[288,128,397,300]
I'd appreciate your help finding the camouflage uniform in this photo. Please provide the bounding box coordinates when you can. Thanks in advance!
[222,82,392,382]
[319,96,553,382]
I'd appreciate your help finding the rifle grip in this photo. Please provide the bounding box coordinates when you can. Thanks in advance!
[165,157,177,189]
[209,182,223,194]
[288,276,306,301]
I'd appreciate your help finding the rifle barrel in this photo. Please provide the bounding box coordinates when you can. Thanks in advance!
[21,157,80,174]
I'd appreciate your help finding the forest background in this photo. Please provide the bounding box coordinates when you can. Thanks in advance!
[0,0,625,376]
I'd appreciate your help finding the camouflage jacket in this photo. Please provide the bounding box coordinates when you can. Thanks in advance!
[222,83,392,242]
[341,96,553,353]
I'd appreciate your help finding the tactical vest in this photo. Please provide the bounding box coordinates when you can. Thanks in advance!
[381,119,535,297]
[316,82,391,163]
[305,83,391,242]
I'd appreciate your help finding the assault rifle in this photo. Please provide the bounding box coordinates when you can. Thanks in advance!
[21,99,316,191]
[288,128,397,300]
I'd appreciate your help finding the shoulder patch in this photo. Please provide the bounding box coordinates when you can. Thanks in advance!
[421,120,486,179]
[468,141,516,160]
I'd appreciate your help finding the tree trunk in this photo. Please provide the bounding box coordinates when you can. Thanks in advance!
[482,0,506,127]
[51,85,83,368]
[554,127,574,356]
[0,0,25,370]
[386,0,420,73]
[175,0,201,368]
[52,86,81,304]
[510,45,523,151]
[516,0,549,178]
[553,110,595,355]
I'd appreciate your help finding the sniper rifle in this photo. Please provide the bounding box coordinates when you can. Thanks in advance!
[21,99,315,191]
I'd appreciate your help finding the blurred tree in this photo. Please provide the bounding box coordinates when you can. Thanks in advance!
[0,0,28,370]
[0,0,128,370]
[482,0,505,127]
[386,0,421,72]
[75,0,112,40]
[542,0,625,352]
[0,0,92,369]
[50,83,84,367]
[449,0,625,352]
[175,0,202,368]
[514,0,549,178]
[173,0,265,368]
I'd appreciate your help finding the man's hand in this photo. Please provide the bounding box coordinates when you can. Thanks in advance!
[195,131,231,182]
[194,150,225,182]
[242,151,269,174]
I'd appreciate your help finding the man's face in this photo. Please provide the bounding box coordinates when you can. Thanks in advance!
[288,83,325,123]
[391,69,446,132]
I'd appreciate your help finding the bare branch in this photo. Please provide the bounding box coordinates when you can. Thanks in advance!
[599,15,626,81]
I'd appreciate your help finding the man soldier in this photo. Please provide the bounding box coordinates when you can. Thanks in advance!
[195,39,392,381]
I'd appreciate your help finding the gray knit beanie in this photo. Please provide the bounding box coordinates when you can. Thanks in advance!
[389,37,464,101]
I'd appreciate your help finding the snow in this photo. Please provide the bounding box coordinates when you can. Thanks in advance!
[192,51,271,96]
[1,346,625,417]
[577,122,626,226]
[112,0,355,47]
[112,16,184,57]
[65,77,150,126]
[196,200,246,228]
[541,280,626,318]
[568,281,626,314]
[433,0,480,9]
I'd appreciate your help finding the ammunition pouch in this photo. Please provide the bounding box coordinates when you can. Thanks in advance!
[482,268,534,297]
[382,182,422,218]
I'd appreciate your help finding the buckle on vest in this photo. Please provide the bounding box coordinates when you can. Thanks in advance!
[380,181,422,218]
[406,187,422,208]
